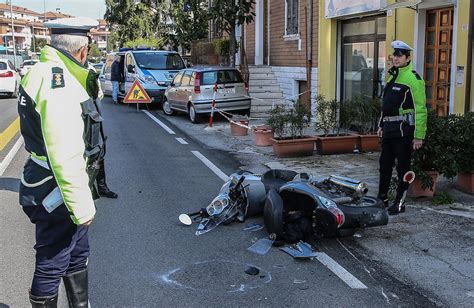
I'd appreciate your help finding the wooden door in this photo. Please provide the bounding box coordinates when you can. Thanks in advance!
[424,7,454,116]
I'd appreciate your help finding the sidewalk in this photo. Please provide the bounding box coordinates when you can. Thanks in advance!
[160,113,474,307]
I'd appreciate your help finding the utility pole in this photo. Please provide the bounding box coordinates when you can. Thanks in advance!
[10,0,17,67]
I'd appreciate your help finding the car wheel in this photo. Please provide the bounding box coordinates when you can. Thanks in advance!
[162,99,175,116]
[239,108,251,117]
[188,104,201,124]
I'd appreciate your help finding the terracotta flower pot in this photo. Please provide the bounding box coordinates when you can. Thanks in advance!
[316,135,359,155]
[252,125,274,146]
[456,172,474,194]
[230,119,249,136]
[408,171,439,198]
[357,134,381,152]
[271,136,317,158]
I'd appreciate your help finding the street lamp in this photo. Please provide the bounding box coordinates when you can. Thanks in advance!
[10,0,17,67]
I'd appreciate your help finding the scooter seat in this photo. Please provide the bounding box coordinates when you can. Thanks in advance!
[261,169,298,193]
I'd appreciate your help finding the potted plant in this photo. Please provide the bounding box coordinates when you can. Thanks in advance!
[267,102,316,158]
[409,111,457,197]
[315,95,359,155]
[252,125,274,146]
[230,115,249,136]
[454,112,474,193]
[353,96,381,152]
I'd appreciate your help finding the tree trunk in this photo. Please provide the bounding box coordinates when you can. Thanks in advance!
[229,25,236,67]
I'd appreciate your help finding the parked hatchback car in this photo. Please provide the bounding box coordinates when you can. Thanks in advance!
[163,67,251,123]
[0,59,21,98]
[20,59,39,77]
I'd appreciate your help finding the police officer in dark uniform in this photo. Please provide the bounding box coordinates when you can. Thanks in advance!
[377,40,428,215]
[86,62,118,200]
[18,17,101,307]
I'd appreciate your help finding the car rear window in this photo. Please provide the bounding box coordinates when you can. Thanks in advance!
[0,62,7,70]
[201,70,243,85]
[23,61,36,66]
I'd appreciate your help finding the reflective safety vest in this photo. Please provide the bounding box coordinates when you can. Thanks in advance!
[18,45,103,224]
[380,61,427,140]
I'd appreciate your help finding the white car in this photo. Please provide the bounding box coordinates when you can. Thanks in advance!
[0,59,21,98]
[20,59,39,77]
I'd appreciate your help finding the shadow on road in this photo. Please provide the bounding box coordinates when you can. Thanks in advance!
[0,177,20,193]
[0,303,11,308]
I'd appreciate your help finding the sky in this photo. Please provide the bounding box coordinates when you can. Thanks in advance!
[10,0,107,19]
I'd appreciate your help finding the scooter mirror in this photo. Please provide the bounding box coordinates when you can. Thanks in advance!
[179,214,193,225]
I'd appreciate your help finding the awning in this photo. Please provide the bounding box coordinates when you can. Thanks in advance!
[380,0,423,11]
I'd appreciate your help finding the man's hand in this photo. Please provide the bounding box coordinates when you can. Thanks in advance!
[377,127,383,138]
[413,139,423,150]
[82,219,93,226]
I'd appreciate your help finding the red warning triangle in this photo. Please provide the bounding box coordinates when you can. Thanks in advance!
[124,79,152,104]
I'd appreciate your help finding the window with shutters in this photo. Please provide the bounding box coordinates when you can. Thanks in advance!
[285,0,299,36]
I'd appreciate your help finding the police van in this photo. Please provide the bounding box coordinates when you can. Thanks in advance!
[99,48,186,104]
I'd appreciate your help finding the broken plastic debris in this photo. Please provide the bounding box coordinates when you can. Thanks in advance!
[280,241,317,259]
[244,223,264,232]
[247,237,275,255]
[245,266,260,276]
[293,279,306,284]
[353,233,362,238]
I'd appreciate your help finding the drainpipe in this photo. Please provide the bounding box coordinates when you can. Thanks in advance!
[267,0,270,65]
[465,0,474,113]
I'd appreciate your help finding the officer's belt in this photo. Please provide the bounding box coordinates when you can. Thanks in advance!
[31,155,50,170]
[383,114,414,123]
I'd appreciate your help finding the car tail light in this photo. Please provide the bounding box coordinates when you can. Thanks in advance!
[0,71,13,78]
[194,72,201,94]
[238,71,249,91]
[328,207,345,228]
[213,83,218,92]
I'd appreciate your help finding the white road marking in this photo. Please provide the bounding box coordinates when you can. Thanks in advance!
[142,110,176,135]
[191,151,228,182]
[314,252,368,289]
[176,138,188,145]
[0,136,24,176]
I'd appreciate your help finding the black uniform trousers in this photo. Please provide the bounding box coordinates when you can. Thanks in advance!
[22,203,89,297]
[378,135,413,200]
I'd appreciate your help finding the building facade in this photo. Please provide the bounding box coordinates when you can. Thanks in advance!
[318,0,473,115]
[241,0,319,116]
[0,3,45,51]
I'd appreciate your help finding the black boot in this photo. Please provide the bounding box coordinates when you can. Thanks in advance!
[97,178,118,198]
[387,191,407,215]
[29,291,58,308]
[63,269,89,308]
[377,194,389,208]
[91,185,100,200]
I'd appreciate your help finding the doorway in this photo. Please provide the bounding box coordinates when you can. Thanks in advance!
[341,16,387,102]
[424,7,454,116]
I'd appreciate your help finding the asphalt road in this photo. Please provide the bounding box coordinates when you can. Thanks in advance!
[1,98,439,307]
[0,96,18,133]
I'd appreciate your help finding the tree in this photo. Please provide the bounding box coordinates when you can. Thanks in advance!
[159,0,208,53]
[209,0,255,66]
[123,37,164,49]
[88,43,102,61]
[105,0,158,48]
[30,37,47,53]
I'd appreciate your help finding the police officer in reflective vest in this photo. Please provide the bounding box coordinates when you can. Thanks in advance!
[377,40,427,215]
[18,17,101,307]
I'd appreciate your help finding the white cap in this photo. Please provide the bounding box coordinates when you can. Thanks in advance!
[45,17,99,36]
[391,40,413,51]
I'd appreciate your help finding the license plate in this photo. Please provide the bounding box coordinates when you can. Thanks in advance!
[218,87,235,94]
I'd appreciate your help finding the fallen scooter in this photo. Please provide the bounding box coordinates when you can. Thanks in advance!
[179,169,388,240]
